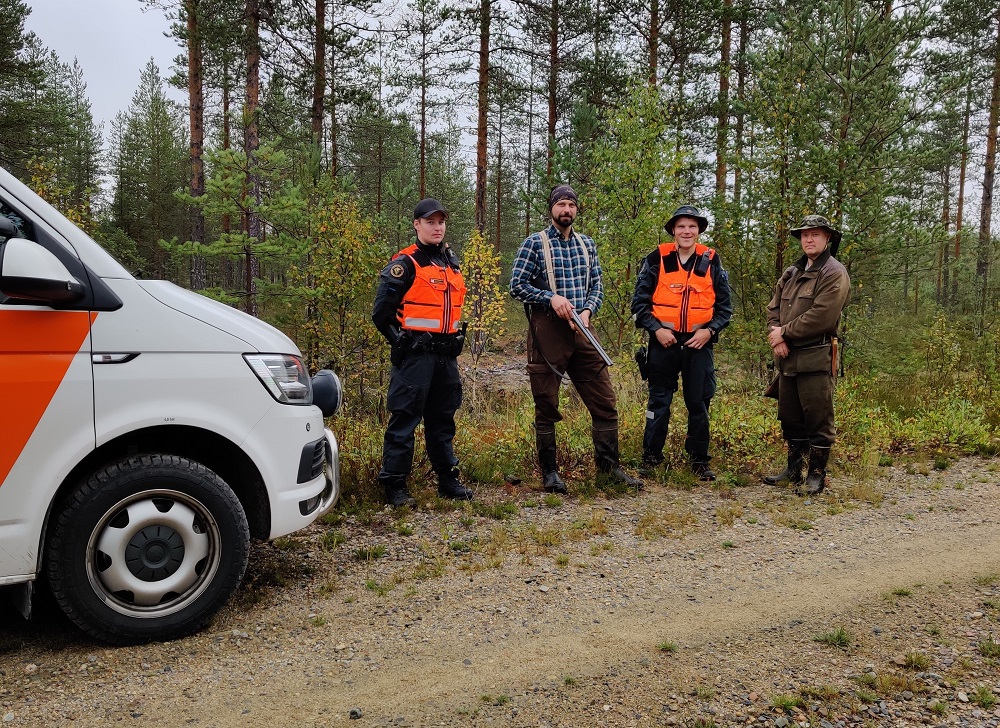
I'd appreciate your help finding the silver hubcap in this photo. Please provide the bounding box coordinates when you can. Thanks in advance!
[87,490,221,617]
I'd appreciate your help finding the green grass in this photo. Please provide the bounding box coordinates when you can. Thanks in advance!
[354,544,387,561]
[657,641,678,653]
[928,700,948,716]
[471,501,520,520]
[813,627,850,648]
[364,579,392,596]
[479,694,510,706]
[320,529,346,550]
[770,694,804,712]
[978,635,1000,658]
[854,688,877,704]
[972,685,996,709]
[902,651,930,670]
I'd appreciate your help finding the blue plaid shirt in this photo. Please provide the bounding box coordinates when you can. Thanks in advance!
[509,224,604,314]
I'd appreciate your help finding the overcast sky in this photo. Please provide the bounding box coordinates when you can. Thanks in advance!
[24,0,182,141]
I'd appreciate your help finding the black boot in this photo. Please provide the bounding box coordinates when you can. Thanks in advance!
[801,446,831,496]
[437,467,473,501]
[593,425,643,490]
[691,457,717,482]
[382,477,416,508]
[763,440,809,486]
[536,425,567,493]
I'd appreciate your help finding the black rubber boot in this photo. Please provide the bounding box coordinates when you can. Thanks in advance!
[536,426,567,494]
[382,477,416,508]
[691,457,717,482]
[763,440,809,486]
[437,467,473,501]
[641,452,664,468]
[801,446,831,496]
[593,425,643,490]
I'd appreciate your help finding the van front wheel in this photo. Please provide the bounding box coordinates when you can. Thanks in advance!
[46,455,250,645]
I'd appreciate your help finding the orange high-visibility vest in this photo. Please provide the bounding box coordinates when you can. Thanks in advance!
[394,244,467,333]
[651,242,716,332]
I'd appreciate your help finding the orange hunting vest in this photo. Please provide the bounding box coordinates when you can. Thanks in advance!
[394,244,467,334]
[651,242,717,332]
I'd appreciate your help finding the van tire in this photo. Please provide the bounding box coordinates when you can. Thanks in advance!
[46,455,250,645]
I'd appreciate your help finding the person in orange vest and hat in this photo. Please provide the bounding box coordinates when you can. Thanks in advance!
[371,198,473,507]
[631,204,733,480]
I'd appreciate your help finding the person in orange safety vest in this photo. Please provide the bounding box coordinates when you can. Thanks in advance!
[371,198,472,507]
[630,205,733,480]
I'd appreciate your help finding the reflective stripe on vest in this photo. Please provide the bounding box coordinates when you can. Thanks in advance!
[394,244,467,334]
[651,242,716,332]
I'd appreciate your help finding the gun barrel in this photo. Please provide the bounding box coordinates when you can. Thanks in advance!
[570,309,614,367]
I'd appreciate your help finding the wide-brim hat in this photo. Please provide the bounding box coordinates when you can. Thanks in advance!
[790,214,842,256]
[665,205,709,235]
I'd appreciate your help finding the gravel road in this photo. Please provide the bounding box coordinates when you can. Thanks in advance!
[2,457,1000,727]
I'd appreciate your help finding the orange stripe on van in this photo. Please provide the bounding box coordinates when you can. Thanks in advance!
[0,311,96,488]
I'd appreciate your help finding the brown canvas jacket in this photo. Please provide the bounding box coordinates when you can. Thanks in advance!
[767,249,850,375]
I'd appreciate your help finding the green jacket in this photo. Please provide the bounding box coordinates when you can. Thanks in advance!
[767,249,850,375]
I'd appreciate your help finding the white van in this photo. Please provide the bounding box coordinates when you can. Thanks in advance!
[0,166,341,644]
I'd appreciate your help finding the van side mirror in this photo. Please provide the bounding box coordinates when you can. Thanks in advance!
[0,237,87,304]
[0,216,16,238]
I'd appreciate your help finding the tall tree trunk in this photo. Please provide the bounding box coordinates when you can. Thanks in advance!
[475,0,490,233]
[832,16,855,223]
[732,8,747,207]
[546,0,558,178]
[977,12,1000,332]
[329,39,340,176]
[311,0,326,147]
[649,0,659,87]
[526,54,535,236]
[244,0,261,317]
[495,93,503,250]
[954,71,972,304]
[715,0,731,197]
[186,0,206,290]
[940,164,951,304]
[420,28,428,198]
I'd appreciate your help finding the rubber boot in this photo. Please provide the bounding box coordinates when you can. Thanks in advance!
[763,440,809,486]
[536,425,567,494]
[801,446,831,496]
[437,466,473,501]
[382,476,416,508]
[593,425,643,490]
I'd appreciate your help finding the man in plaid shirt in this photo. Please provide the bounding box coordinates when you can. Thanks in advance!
[509,184,641,493]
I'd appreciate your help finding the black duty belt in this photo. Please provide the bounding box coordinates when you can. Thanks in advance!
[791,334,833,348]
[409,335,459,353]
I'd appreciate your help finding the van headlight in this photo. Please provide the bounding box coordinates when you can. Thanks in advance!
[244,354,312,405]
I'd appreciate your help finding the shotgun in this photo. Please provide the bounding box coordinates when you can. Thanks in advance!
[570,309,614,367]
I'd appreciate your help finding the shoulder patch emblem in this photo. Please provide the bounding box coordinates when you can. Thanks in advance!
[390,263,405,278]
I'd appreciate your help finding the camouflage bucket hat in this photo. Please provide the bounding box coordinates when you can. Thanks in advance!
[664,204,710,235]
[790,214,842,256]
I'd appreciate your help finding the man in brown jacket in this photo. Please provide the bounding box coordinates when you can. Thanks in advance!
[763,215,850,495]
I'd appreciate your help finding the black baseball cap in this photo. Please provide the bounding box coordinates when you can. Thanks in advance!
[413,198,449,220]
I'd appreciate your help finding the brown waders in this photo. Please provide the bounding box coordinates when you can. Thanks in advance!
[526,308,640,490]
